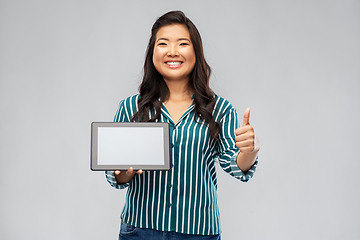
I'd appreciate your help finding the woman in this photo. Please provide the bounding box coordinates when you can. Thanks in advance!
[106,10,259,239]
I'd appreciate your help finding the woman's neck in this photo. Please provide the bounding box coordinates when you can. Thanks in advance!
[164,78,193,101]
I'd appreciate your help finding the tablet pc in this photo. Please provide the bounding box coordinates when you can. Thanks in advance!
[91,122,171,171]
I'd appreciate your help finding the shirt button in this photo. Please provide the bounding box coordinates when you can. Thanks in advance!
[171,144,174,148]
[168,184,173,188]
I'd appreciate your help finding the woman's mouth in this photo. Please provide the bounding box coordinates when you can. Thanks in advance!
[165,61,183,68]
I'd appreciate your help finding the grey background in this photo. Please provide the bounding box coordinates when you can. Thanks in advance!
[0,0,359,239]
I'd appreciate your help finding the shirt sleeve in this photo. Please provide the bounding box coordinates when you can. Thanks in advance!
[104,99,131,190]
[216,107,258,182]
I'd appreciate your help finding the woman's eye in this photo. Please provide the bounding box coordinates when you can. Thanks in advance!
[158,43,167,46]
[180,42,189,46]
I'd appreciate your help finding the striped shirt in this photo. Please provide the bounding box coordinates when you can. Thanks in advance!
[105,94,258,235]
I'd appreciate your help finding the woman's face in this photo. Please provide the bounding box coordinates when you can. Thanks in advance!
[153,24,196,83]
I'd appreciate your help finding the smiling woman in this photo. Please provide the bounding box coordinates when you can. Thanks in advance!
[104,10,259,240]
[129,11,221,139]
[153,24,196,83]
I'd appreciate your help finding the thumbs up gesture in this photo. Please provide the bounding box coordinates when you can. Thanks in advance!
[235,108,258,154]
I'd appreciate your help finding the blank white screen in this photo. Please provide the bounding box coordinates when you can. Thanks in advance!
[97,127,164,165]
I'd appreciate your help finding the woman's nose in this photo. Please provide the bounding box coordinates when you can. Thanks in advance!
[167,45,179,57]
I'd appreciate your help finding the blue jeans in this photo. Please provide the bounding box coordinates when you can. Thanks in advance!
[118,221,221,240]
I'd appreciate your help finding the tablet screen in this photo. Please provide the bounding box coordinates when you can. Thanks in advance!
[91,122,171,171]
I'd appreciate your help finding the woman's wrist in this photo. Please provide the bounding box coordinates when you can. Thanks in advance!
[236,149,259,172]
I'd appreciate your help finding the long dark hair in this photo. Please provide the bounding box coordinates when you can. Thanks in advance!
[131,10,220,140]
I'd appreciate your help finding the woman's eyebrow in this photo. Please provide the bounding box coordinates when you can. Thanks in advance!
[156,38,191,42]
[156,38,169,42]
[177,38,190,42]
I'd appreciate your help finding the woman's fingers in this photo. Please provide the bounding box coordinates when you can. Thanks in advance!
[114,168,143,176]
[126,167,143,176]
[243,108,251,126]
[126,167,134,176]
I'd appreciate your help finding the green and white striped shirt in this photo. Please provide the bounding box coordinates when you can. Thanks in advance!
[106,94,258,235]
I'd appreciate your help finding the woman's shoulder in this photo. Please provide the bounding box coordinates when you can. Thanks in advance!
[116,94,140,113]
[118,94,140,108]
[121,94,140,103]
[212,95,238,122]
[114,94,140,122]
[214,94,236,113]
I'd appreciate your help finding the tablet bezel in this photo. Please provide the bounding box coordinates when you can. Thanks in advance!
[91,122,171,171]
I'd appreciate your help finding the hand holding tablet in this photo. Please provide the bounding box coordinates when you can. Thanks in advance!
[114,168,143,175]
[113,168,144,184]
[90,122,171,171]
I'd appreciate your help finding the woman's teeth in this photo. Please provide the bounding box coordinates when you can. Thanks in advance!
[166,62,182,66]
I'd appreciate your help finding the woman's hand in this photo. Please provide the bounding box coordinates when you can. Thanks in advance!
[114,168,143,184]
[235,108,259,171]
[235,108,256,153]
